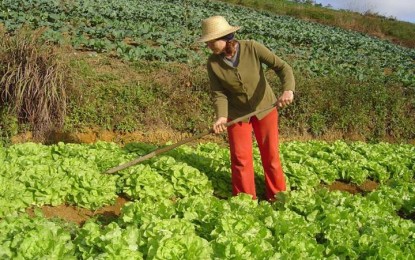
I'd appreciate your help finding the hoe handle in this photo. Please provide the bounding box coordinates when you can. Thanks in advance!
[104,103,277,174]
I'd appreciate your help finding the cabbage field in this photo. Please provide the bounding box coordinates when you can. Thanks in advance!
[1,0,414,87]
[0,141,414,259]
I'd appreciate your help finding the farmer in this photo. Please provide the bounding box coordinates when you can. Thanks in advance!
[198,16,295,201]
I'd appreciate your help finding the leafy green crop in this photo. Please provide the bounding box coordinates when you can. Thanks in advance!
[0,214,76,259]
[1,0,414,87]
[74,222,143,259]
[0,140,414,258]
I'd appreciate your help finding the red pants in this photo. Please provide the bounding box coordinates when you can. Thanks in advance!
[227,109,286,201]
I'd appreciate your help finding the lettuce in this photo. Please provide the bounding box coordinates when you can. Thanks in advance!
[0,214,76,259]
[144,218,212,259]
[152,156,213,197]
[74,222,143,259]
[121,164,175,201]
[1,140,414,259]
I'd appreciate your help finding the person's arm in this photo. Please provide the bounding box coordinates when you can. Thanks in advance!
[253,41,295,107]
[207,63,228,133]
[253,40,295,92]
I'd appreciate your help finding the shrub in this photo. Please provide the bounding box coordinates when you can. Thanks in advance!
[0,25,72,141]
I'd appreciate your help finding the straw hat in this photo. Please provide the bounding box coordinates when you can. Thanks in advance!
[197,16,241,43]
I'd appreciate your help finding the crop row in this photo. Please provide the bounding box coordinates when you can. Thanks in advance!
[1,140,414,215]
[0,140,414,258]
[1,0,414,87]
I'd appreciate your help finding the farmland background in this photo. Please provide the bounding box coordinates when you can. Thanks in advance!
[0,0,414,144]
[0,0,414,259]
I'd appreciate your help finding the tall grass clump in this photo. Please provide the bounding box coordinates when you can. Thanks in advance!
[0,25,72,141]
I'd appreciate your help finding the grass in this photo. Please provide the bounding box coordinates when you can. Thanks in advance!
[62,51,414,143]
[0,26,72,141]
[1,0,414,144]
[66,53,214,135]
[2,44,414,144]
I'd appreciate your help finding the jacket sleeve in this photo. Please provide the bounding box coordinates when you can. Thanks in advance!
[207,62,228,119]
[253,41,295,92]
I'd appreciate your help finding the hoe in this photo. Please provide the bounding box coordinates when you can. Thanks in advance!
[104,102,278,174]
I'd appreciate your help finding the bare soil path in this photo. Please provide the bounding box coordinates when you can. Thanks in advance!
[26,180,384,226]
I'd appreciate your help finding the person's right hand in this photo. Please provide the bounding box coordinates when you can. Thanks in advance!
[213,117,228,134]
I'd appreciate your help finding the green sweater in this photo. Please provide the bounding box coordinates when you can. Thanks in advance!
[207,40,295,121]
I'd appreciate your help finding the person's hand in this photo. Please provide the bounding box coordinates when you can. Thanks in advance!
[277,90,294,108]
[213,117,227,134]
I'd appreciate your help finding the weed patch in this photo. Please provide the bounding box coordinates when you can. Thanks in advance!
[0,26,72,141]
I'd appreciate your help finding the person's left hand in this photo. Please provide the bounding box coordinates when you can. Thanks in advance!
[277,90,294,108]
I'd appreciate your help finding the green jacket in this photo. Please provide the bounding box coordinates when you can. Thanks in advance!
[207,40,295,121]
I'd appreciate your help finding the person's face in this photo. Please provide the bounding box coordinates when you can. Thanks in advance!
[206,38,226,54]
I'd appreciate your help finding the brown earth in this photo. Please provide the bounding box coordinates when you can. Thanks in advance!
[13,124,413,146]
[26,196,130,226]
[14,126,407,224]
[326,180,379,194]
[24,180,381,226]
[11,128,226,146]
[11,128,383,147]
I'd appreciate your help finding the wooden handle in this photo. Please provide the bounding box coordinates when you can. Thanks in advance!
[104,103,277,174]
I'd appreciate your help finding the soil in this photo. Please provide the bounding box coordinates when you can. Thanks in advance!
[14,128,410,224]
[26,196,130,226]
[12,121,415,146]
[23,180,385,226]
[12,128,226,146]
[326,180,379,195]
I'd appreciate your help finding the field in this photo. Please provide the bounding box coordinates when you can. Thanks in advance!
[2,0,414,142]
[1,0,413,85]
[0,0,414,259]
[1,141,414,258]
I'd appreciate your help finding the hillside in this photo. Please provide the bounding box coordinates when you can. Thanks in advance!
[0,0,414,144]
[0,2,414,257]
[220,0,415,49]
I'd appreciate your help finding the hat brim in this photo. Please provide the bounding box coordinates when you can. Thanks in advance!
[197,26,241,43]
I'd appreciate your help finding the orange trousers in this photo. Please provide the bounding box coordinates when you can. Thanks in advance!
[227,109,286,201]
